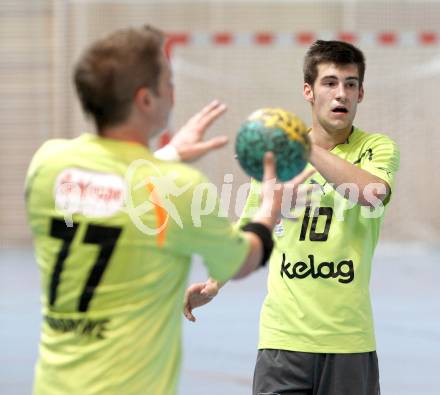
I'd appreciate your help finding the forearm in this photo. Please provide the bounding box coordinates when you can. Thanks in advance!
[233,231,264,279]
[250,201,280,229]
[232,193,282,279]
[310,145,389,205]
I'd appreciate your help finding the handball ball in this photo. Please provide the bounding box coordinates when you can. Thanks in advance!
[235,108,310,182]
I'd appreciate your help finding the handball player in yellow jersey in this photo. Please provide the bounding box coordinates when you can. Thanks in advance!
[185,40,400,395]
[26,26,312,395]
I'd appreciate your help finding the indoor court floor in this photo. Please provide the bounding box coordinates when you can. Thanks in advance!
[1,242,439,395]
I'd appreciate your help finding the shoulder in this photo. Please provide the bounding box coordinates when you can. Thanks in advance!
[352,128,400,163]
[34,138,72,159]
[351,128,400,176]
[127,158,211,212]
[354,128,398,148]
[136,159,208,191]
[27,138,73,178]
[158,160,207,183]
[29,134,93,164]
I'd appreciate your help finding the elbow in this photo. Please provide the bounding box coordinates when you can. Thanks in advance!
[360,181,390,207]
[232,266,252,280]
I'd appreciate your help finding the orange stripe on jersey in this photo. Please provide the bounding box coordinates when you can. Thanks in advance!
[146,181,167,247]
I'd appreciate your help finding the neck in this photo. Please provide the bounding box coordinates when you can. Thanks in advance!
[309,120,353,150]
[99,122,150,147]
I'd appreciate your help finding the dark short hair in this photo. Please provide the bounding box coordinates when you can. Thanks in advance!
[303,40,366,86]
[74,25,165,132]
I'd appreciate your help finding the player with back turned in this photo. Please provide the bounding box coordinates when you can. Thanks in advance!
[25,26,312,395]
[184,40,400,394]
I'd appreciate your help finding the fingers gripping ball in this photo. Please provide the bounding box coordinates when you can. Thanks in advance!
[235,108,311,181]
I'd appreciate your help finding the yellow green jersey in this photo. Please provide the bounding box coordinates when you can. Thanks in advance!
[26,133,250,395]
[238,128,399,353]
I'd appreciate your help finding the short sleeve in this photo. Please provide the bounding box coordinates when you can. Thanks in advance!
[358,134,400,204]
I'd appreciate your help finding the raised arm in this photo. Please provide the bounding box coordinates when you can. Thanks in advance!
[155,100,229,162]
[309,145,390,206]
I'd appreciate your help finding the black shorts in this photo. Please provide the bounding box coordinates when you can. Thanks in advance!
[253,349,380,395]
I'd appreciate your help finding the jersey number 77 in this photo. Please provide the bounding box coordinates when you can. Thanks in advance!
[48,218,122,312]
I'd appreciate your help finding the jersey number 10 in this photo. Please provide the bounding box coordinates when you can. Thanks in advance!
[299,206,333,242]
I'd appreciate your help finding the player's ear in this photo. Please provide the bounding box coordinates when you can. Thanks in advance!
[358,84,364,103]
[303,83,314,104]
[134,87,153,112]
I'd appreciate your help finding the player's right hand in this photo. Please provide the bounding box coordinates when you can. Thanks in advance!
[257,153,313,226]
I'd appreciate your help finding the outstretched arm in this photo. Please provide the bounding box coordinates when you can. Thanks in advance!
[183,156,315,322]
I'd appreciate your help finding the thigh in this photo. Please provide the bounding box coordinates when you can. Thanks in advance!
[314,352,380,395]
[253,349,315,395]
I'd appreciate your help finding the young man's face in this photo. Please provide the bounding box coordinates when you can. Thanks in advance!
[304,62,364,134]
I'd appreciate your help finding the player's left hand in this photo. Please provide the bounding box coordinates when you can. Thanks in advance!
[183,279,220,322]
[170,100,228,161]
